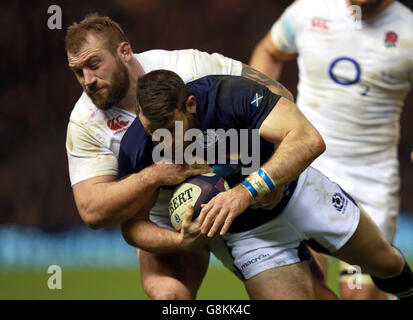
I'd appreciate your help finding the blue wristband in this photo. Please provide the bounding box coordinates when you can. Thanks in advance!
[257,168,275,190]
[241,180,258,198]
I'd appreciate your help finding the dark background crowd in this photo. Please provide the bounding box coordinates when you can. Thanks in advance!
[1,0,412,232]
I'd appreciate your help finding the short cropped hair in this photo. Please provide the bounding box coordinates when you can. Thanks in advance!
[137,70,189,128]
[65,13,129,55]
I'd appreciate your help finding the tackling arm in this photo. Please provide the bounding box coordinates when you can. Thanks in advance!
[73,162,212,230]
[121,193,210,253]
[72,166,159,229]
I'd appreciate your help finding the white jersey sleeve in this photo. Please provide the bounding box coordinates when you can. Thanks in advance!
[66,92,136,186]
[66,49,243,186]
[136,48,243,82]
[270,0,303,54]
[66,120,118,184]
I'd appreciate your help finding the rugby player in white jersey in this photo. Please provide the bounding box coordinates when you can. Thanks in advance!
[65,14,337,300]
[250,0,413,299]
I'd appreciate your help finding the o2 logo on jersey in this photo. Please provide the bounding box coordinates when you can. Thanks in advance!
[329,57,361,86]
[329,57,369,96]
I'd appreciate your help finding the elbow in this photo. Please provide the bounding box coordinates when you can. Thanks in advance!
[85,217,105,230]
[83,213,106,230]
[120,223,134,247]
[310,131,326,159]
[77,205,107,230]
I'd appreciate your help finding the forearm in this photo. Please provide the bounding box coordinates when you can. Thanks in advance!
[75,165,160,229]
[121,218,183,254]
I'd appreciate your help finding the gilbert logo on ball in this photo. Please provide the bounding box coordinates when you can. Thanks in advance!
[169,172,229,231]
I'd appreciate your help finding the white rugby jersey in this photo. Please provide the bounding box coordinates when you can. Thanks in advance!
[271,0,413,161]
[66,49,242,186]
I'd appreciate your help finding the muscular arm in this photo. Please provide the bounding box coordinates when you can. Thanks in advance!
[72,166,158,229]
[259,97,326,185]
[241,62,294,102]
[121,193,209,253]
[199,97,326,236]
[120,189,181,253]
[248,31,297,87]
[73,163,211,229]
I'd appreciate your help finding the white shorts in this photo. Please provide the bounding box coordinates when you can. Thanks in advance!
[310,155,400,242]
[148,167,360,281]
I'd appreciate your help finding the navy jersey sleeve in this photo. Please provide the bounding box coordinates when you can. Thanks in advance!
[118,118,155,179]
[118,142,134,179]
[213,76,281,130]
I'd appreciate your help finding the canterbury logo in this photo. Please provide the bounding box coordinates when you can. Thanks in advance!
[107,115,129,131]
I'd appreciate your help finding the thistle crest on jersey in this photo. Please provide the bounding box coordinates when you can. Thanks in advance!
[384,31,398,48]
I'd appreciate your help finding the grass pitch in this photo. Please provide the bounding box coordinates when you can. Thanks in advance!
[0,259,344,300]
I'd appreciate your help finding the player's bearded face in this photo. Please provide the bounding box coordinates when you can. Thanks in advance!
[85,55,130,110]
[349,0,384,16]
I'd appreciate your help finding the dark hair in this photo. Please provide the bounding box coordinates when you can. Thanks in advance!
[137,70,189,128]
[65,13,129,55]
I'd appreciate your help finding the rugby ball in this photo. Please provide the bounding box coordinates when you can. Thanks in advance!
[169,173,229,231]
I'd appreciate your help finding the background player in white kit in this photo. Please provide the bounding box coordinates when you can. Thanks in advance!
[65,13,309,300]
[250,0,413,299]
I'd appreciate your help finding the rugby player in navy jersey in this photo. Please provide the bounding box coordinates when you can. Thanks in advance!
[118,70,413,300]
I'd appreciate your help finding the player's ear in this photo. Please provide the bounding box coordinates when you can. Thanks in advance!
[186,95,197,114]
[117,42,132,62]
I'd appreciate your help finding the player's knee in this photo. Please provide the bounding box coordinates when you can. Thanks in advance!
[339,281,390,300]
[142,282,194,300]
[147,290,193,300]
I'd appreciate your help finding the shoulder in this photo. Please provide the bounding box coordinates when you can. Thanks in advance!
[381,2,413,51]
[69,92,99,126]
[135,49,199,73]
[188,75,256,97]
[135,49,242,81]
[389,2,413,26]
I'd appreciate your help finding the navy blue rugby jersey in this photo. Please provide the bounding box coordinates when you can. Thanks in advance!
[118,75,298,232]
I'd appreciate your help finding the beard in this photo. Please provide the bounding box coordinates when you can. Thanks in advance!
[86,57,130,110]
[350,0,384,16]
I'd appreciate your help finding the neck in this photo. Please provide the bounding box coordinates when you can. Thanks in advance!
[346,0,394,20]
[117,89,137,114]
[117,56,145,114]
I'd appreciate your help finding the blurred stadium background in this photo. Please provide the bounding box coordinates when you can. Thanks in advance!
[1,0,412,299]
